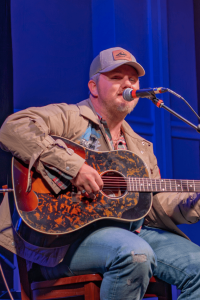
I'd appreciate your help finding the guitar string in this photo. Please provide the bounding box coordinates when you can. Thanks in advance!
[103,178,200,186]
[101,177,199,183]
[101,183,200,188]
[101,176,199,181]
[101,177,199,191]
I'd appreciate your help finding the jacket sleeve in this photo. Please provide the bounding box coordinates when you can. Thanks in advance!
[0,103,85,193]
[149,148,200,224]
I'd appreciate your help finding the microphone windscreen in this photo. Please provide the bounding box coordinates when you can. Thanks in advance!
[122,88,133,101]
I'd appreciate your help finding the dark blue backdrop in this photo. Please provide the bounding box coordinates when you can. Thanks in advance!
[11,0,200,243]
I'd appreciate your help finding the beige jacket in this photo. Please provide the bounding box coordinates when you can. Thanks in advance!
[0,98,199,266]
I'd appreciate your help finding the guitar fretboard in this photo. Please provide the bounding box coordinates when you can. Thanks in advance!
[127,178,200,192]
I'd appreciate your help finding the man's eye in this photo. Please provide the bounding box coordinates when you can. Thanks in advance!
[130,78,136,82]
[112,76,121,79]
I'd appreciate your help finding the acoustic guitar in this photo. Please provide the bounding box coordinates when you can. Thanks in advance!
[11,137,200,247]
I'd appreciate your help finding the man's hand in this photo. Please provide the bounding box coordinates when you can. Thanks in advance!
[70,163,103,198]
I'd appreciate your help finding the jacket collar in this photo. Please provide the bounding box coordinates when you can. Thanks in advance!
[77,98,147,143]
[77,98,100,125]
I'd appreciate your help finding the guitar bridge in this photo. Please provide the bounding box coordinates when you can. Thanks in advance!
[72,191,81,203]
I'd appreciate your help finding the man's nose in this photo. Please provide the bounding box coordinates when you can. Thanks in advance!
[122,76,132,89]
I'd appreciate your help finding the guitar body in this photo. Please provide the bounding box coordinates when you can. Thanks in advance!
[12,137,152,247]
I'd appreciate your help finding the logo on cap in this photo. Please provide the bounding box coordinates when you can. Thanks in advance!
[112,50,132,61]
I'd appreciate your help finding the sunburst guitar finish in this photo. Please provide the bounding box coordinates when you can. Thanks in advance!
[12,137,152,247]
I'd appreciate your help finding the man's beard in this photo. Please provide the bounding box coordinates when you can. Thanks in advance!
[116,101,136,114]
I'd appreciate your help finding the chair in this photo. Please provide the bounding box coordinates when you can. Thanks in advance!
[17,256,172,300]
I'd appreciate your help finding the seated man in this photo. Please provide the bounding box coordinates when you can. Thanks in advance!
[0,47,200,300]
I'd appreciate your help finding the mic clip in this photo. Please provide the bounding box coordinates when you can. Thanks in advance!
[148,94,164,108]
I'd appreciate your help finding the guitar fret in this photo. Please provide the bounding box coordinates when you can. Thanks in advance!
[146,179,149,191]
[164,180,167,191]
[182,181,187,192]
[146,178,150,191]
[172,180,176,192]
[142,178,145,191]
[148,179,151,191]
[160,179,165,191]
[188,180,194,192]
[176,180,182,192]
[139,178,142,191]
[152,179,157,192]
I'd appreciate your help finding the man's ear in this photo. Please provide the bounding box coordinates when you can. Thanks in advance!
[88,80,98,97]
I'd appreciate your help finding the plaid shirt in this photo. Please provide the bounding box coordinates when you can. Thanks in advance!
[44,117,127,190]
[99,118,127,151]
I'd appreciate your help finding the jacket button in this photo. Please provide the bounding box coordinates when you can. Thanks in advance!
[66,166,70,170]
[141,151,144,154]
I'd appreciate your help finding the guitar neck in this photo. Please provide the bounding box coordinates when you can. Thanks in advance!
[127,178,200,192]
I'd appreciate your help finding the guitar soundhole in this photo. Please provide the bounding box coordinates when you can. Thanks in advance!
[101,171,127,198]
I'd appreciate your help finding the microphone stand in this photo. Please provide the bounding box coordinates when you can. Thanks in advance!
[149,95,200,133]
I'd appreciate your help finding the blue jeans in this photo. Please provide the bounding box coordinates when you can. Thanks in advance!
[40,225,200,300]
[138,226,200,299]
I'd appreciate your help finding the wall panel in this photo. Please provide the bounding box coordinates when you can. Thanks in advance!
[167,0,198,122]
[11,0,93,109]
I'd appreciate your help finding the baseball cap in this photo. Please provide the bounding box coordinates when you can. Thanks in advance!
[89,47,145,78]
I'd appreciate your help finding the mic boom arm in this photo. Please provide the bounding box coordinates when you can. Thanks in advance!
[149,95,200,134]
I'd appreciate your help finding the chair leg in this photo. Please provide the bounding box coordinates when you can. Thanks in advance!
[84,282,100,300]
[17,256,31,300]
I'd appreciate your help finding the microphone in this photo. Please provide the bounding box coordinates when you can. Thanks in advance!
[123,87,168,101]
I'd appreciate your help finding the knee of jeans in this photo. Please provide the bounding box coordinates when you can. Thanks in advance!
[132,245,157,273]
[117,242,157,269]
[131,247,156,266]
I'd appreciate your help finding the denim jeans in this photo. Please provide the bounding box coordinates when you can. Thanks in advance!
[138,226,200,300]
[40,225,200,300]
[40,225,156,300]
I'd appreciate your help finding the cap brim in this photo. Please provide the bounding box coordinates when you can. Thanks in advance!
[99,61,145,77]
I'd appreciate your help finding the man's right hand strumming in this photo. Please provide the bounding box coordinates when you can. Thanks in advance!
[70,163,103,198]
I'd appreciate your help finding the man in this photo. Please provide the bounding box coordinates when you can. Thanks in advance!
[0,47,200,299]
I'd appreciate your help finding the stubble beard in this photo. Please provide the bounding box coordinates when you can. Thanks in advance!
[116,101,136,114]
[96,85,138,118]
[98,97,137,120]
